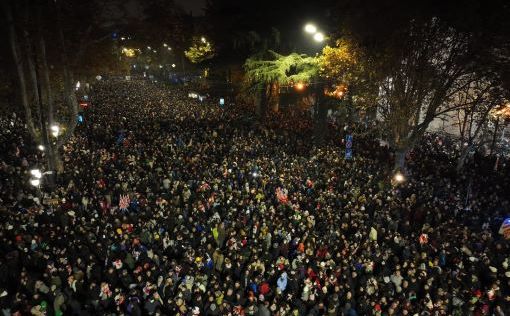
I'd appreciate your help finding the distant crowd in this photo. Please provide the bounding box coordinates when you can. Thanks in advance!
[0,79,509,316]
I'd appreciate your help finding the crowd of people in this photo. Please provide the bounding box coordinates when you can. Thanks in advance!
[0,79,509,316]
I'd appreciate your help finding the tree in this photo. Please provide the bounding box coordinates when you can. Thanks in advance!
[450,78,507,171]
[319,38,379,123]
[244,50,318,115]
[330,0,510,170]
[184,37,216,64]
[2,0,125,186]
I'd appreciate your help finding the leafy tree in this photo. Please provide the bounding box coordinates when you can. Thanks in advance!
[244,50,318,115]
[185,37,216,64]
[319,38,379,121]
[329,0,510,170]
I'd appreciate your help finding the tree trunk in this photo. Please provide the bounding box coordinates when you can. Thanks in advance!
[55,0,78,148]
[314,82,327,142]
[4,1,37,138]
[489,117,499,156]
[36,6,54,126]
[23,27,44,138]
[456,145,471,173]
[270,82,279,113]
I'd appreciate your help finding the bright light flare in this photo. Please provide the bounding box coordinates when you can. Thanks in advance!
[295,82,305,91]
[51,125,60,137]
[121,48,136,57]
[31,169,42,179]
[313,32,325,42]
[394,172,405,183]
[304,24,317,34]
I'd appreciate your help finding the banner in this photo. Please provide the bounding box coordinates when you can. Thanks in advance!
[345,134,353,160]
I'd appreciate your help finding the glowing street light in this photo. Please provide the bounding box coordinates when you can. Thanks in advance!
[304,23,317,34]
[38,145,45,151]
[30,179,40,187]
[30,169,42,179]
[171,64,176,68]
[167,47,172,51]
[313,32,325,42]
[394,172,405,183]
[295,82,305,91]
[51,125,60,137]
[163,43,168,47]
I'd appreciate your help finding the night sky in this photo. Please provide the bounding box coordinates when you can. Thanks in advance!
[175,0,206,16]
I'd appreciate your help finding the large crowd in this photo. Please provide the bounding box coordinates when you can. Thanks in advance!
[0,79,509,316]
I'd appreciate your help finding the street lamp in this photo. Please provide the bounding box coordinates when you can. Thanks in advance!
[394,172,405,183]
[295,82,305,91]
[51,125,59,137]
[313,32,325,42]
[304,23,317,34]
[30,169,42,179]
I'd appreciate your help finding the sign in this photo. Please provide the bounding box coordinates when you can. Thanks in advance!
[345,134,353,159]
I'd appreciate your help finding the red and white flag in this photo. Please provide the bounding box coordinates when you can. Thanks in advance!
[119,194,130,210]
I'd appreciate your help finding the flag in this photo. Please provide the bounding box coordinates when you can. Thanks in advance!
[499,218,510,239]
[119,195,130,210]
[276,187,289,204]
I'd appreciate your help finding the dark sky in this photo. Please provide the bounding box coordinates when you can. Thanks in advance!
[175,0,206,16]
